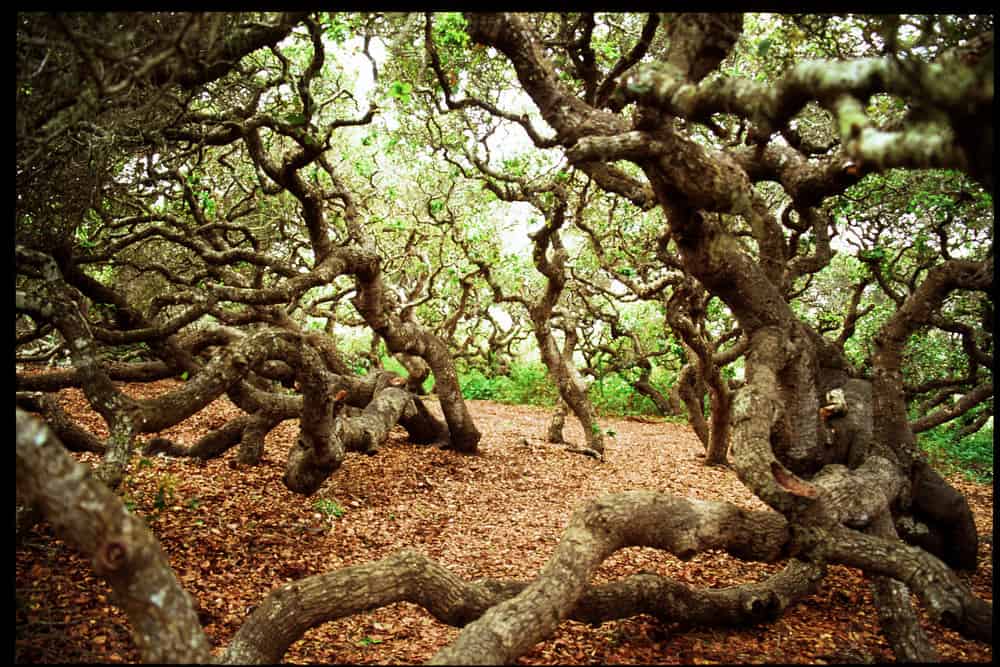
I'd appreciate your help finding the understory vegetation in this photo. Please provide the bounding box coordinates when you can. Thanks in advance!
[457,361,993,479]
[918,421,994,483]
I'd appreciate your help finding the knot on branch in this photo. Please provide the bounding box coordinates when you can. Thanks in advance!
[95,539,130,574]
[743,590,782,621]
[819,388,848,423]
[786,524,825,561]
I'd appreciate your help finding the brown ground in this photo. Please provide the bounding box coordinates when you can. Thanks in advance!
[15,378,994,664]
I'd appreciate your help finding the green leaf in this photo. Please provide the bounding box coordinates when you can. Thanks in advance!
[757,37,773,58]
[434,12,470,49]
[388,80,413,104]
[859,246,886,262]
[314,498,345,518]
[325,14,350,43]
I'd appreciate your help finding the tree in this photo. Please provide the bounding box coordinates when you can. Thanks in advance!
[16,11,992,664]
[16,12,479,494]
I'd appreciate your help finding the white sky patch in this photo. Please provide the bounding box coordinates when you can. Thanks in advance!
[495,201,537,256]
[488,304,513,329]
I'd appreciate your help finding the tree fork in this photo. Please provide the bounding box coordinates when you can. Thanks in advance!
[352,266,481,454]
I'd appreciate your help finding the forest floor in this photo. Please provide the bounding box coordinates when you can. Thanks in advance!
[15,378,994,664]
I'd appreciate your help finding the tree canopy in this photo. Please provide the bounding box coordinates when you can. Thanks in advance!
[16,12,992,664]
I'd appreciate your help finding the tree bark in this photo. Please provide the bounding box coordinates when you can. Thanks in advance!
[865,512,939,662]
[16,391,106,453]
[817,525,991,642]
[665,277,733,465]
[142,411,281,463]
[16,409,213,664]
[222,550,822,665]
[460,14,993,662]
[546,401,568,443]
[353,260,481,454]
[430,490,788,664]
[525,205,605,458]
[633,364,679,416]
[18,406,991,665]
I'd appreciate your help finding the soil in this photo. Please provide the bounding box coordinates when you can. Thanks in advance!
[15,378,994,664]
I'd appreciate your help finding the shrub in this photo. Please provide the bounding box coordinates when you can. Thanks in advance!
[460,369,498,400]
[918,423,993,483]
[459,361,557,406]
[589,372,660,416]
[460,363,680,416]
[506,361,558,406]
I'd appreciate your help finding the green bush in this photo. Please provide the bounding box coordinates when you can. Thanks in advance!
[918,423,993,483]
[506,361,558,406]
[589,372,663,416]
[459,362,682,416]
[459,361,557,406]
[460,369,499,400]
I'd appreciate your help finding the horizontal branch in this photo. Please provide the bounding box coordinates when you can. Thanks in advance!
[223,549,820,665]
[16,361,173,391]
[819,525,992,643]
[16,406,808,666]
[909,381,993,433]
[16,391,105,454]
[618,55,989,140]
[431,490,788,664]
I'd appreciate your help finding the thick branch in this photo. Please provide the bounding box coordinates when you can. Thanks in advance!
[818,525,992,643]
[909,381,993,433]
[431,490,788,664]
[16,409,213,663]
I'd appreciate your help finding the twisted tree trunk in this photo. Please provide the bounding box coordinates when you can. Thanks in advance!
[461,12,990,662]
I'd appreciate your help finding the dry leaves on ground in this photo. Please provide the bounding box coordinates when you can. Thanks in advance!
[15,379,994,664]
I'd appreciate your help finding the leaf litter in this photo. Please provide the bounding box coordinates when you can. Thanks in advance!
[15,379,993,664]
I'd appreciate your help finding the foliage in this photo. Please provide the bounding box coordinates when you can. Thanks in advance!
[588,371,666,417]
[460,360,675,419]
[918,423,994,483]
[13,11,995,663]
[459,361,558,407]
[313,497,347,519]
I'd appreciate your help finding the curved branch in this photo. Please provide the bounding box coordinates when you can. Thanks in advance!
[431,490,788,664]
[909,381,993,433]
[819,525,992,643]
